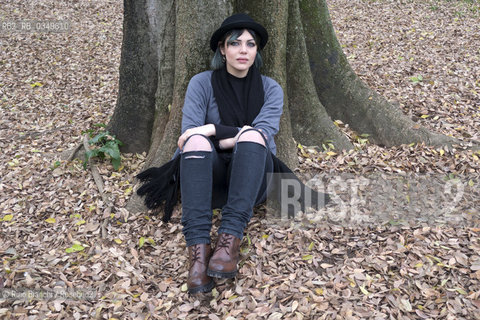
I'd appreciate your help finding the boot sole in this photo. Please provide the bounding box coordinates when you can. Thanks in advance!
[207,269,237,279]
[187,280,215,294]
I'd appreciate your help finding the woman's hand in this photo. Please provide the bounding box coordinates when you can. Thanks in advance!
[177,124,216,150]
[218,137,236,150]
[218,125,252,150]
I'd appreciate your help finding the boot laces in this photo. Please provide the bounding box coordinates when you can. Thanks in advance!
[191,245,201,263]
[216,234,233,256]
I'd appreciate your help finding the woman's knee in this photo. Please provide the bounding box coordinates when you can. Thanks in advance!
[237,129,266,146]
[183,134,213,152]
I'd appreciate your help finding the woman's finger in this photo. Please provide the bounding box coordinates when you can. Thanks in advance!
[178,133,187,149]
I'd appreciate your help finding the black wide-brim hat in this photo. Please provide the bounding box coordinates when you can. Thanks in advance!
[210,13,268,52]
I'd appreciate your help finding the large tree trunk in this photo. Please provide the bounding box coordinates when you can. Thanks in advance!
[108,0,160,153]
[110,0,462,213]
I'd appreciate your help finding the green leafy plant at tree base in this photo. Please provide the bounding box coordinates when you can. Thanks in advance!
[84,130,123,170]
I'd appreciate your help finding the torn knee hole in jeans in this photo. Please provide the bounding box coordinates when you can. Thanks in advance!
[184,155,206,159]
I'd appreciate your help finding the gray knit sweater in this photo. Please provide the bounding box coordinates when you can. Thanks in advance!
[181,70,284,155]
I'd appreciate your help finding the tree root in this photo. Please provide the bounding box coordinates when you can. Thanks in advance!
[66,142,84,162]
[82,134,113,237]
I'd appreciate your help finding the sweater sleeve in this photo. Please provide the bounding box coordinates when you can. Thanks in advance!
[252,77,284,143]
[181,73,209,133]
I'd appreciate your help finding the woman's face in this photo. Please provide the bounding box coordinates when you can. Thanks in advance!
[220,29,257,78]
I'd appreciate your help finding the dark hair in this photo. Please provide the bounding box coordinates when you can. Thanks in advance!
[211,28,263,70]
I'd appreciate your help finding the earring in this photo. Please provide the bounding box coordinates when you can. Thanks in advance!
[222,55,226,63]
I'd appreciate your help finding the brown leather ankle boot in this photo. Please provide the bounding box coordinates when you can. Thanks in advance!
[187,244,214,294]
[207,233,241,278]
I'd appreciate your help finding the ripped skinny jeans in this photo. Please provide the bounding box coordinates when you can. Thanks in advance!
[180,132,273,247]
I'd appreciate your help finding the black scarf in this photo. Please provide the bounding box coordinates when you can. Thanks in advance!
[211,65,264,127]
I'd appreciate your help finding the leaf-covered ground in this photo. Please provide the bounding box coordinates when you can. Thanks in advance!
[1,0,480,319]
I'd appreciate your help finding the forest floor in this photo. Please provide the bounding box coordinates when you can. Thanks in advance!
[1,0,480,319]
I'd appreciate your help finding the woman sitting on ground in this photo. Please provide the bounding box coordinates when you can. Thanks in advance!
[177,13,282,294]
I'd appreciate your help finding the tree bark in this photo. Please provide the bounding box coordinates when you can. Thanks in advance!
[108,0,470,213]
[143,0,176,166]
[287,0,352,150]
[108,0,160,153]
